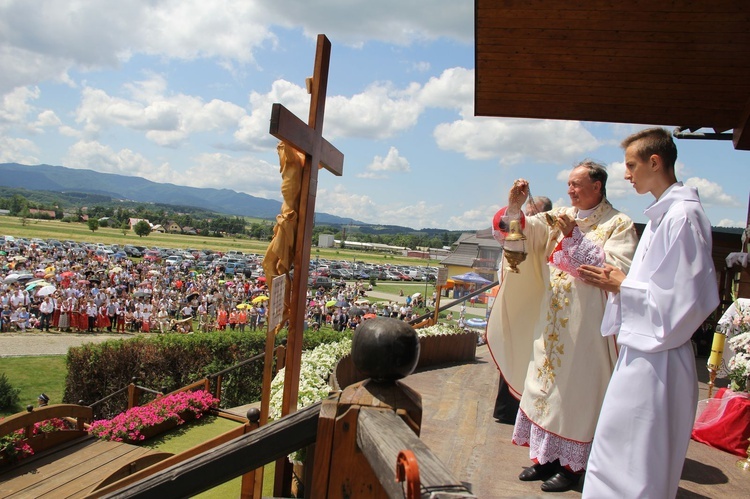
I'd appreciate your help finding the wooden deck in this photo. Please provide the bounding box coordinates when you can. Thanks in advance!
[401,344,749,498]
[0,437,170,499]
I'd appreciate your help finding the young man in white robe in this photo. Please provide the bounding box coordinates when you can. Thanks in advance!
[579,128,719,498]
[489,162,638,492]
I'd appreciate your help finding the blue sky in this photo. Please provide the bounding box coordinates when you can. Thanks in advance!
[0,0,747,230]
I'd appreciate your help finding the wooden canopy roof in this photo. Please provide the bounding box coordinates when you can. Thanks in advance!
[475,1,750,150]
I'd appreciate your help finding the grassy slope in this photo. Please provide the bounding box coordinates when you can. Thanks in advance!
[0,355,67,416]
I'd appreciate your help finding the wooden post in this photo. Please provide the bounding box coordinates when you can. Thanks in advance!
[267,33,344,496]
[433,285,442,323]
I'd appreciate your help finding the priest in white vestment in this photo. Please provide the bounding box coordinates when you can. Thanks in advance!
[580,128,719,499]
[488,161,638,492]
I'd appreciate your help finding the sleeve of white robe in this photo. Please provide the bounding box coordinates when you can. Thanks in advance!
[616,216,719,353]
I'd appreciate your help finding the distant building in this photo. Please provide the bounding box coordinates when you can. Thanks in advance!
[166,221,182,233]
[129,218,150,229]
[318,234,335,248]
[28,208,56,218]
[441,231,500,282]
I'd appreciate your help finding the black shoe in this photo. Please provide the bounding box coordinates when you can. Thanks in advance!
[518,461,559,481]
[540,469,580,492]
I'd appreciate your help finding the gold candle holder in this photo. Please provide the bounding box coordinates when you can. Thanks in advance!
[706,332,726,399]
[503,220,527,273]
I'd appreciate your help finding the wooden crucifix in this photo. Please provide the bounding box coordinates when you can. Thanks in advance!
[267,33,344,494]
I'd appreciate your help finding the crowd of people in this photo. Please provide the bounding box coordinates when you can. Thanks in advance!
[0,243,431,336]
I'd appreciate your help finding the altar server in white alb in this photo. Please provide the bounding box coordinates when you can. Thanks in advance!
[579,127,719,498]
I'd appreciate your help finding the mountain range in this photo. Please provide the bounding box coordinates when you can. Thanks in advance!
[0,163,363,226]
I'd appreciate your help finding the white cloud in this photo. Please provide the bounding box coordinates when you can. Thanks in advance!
[74,77,246,147]
[685,177,741,207]
[436,118,600,165]
[0,1,472,95]
[263,1,473,46]
[0,1,276,93]
[181,153,282,199]
[358,147,410,179]
[419,67,474,114]
[0,86,39,126]
[326,82,423,139]
[717,218,746,228]
[446,205,501,231]
[316,184,448,229]
[0,136,39,163]
[32,109,61,129]
[234,79,310,151]
[63,140,172,181]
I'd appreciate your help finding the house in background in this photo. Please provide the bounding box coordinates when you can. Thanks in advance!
[441,232,500,298]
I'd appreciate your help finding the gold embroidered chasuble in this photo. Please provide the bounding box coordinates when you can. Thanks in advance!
[488,199,637,467]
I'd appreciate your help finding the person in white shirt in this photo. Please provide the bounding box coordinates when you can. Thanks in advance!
[580,128,719,499]
[39,296,55,331]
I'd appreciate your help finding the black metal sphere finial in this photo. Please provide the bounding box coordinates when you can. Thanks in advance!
[351,317,420,383]
[246,407,261,423]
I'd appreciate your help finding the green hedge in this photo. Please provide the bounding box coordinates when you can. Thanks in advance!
[65,328,351,419]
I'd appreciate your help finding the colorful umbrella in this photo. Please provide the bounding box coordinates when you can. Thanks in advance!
[37,285,57,296]
[61,271,75,278]
[25,280,47,290]
[363,313,377,319]
[251,295,269,304]
[236,303,250,309]
[325,299,338,308]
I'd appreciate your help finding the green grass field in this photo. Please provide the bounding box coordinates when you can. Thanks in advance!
[0,216,439,267]
[0,355,68,416]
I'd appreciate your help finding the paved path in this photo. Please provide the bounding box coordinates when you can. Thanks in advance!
[0,331,136,357]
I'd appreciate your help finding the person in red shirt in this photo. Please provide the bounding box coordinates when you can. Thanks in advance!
[238,308,248,333]
[217,306,228,330]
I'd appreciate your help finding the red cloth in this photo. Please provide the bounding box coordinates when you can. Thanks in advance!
[691,388,750,457]
[492,207,526,236]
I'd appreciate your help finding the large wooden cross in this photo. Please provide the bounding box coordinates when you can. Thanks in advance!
[268,34,343,492]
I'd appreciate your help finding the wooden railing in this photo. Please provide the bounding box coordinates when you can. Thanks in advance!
[93,319,478,499]
[0,404,92,458]
[85,342,287,420]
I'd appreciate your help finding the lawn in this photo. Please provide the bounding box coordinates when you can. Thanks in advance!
[0,355,68,416]
[141,414,277,498]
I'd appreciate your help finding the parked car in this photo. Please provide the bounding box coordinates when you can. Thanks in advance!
[308,276,334,290]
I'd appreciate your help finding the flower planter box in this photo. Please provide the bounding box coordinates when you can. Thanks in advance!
[122,411,197,444]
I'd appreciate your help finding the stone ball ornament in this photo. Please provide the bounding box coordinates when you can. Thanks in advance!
[351,317,420,382]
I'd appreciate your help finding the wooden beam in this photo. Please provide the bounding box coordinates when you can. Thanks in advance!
[733,97,750,150]
[100,401,321,498]
[357,408,475,498]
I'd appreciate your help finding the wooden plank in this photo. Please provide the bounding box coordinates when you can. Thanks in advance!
[357,408,475,498]
[474,97,740,130]
[50,448,163,499]
[476,7,749,23]
[87,425,247,497]
[476,74,748,94]
[477,0,745,14]
[476,54,750,76]
[475,25,750,45]
[100,401,321,498]
[2,441,142,498]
